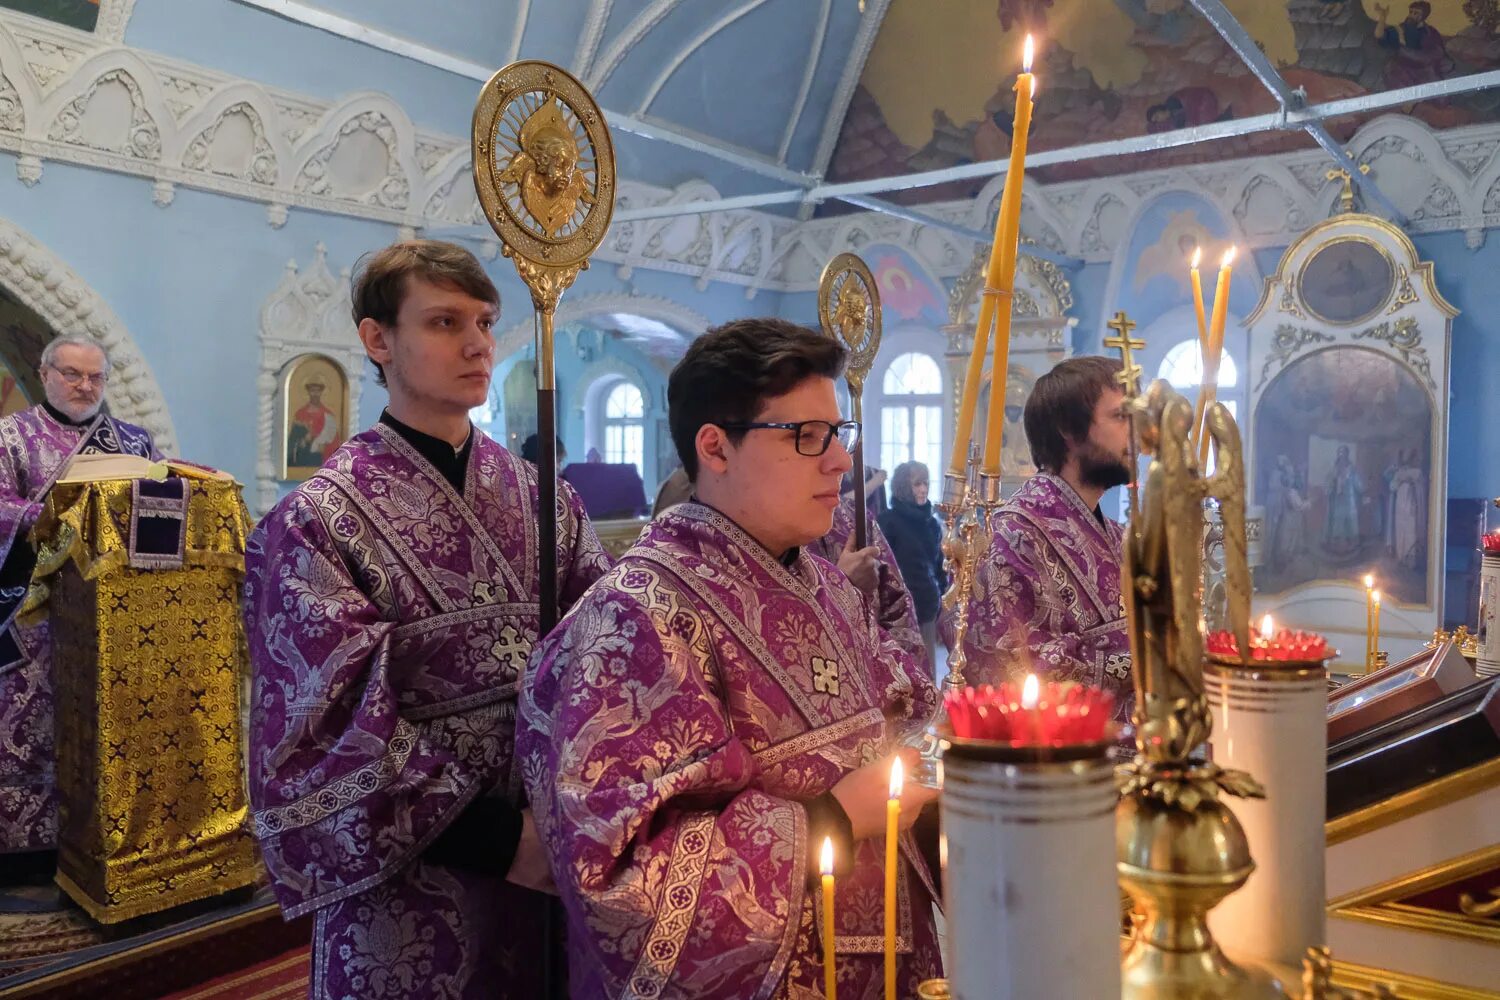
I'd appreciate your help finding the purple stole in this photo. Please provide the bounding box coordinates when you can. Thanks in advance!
[520,502,943,999]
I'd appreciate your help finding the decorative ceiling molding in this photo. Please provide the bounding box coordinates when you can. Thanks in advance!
[778,0,832,166]
[4,12,1500,302]
[94,0,138,44]
[586,0,684,91]
[638,0,772,117]
[805,0,891,189]
[0,216,177,451]
[572,0,614,78]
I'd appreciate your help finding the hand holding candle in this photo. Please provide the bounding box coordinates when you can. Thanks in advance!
[821,837,837,1000]
[884,757,902,1000]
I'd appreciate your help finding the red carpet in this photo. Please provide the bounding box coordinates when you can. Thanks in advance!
[158,947,309,1000]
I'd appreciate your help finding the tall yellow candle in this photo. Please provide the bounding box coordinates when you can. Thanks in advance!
[1363,573,1376,671]
[949,35,1034,477]
[884,756,903,1000]
[1193,247,1235,465]
[1372,590,1382,666]
[821,837,837,1000]
[980,36,1035,476]
[1189,247,1209,352]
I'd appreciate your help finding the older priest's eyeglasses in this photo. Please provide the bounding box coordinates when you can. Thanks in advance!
[49,366,108,388]
[718,419,861,457]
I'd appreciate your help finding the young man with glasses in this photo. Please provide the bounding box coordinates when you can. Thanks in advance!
[0,335,160,863]
[518,318,942,998]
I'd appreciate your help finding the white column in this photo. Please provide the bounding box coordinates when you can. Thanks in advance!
[1206,662,1326,974]
[940,745,1120,1000]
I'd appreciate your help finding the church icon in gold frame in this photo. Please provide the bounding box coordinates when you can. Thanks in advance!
[279,354,349,481]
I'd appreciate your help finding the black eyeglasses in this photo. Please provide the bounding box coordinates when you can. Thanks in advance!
[719,419,861,457]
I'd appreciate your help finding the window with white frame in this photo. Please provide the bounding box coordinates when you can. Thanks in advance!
[602,380,645,478]
[876,352,944,478]
[1158,338,1239,472]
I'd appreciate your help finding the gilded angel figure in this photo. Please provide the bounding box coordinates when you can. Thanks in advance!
[499,99,594,238]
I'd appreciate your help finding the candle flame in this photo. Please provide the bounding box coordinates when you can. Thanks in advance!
[1023,34,1034,73]
[1191,247,1201,269]
[889,756,904,799]
[1363,573,1374,590]
[1021,673,1040,709]
[1373,590,1381,606]
[1259,614,1275,640]
[1221,246,1237,268]
[820,836,834,877]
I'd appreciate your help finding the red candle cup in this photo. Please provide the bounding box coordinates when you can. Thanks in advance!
[1482,530,1500,554]
[1205,627,1332,665]
[944,679,1116,749]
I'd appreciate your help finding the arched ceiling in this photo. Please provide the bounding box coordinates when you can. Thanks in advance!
[306,0,867,175]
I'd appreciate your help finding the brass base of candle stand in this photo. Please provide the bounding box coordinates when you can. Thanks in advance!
[1117,789,1287,1000]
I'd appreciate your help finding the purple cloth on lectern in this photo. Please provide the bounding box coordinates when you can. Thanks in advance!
[561,462,648,519]
[0,405,159,852]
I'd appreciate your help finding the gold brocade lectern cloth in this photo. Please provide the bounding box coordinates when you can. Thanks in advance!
[27,477,260,923]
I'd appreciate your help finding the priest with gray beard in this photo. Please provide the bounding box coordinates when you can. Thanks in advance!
[0,335,159,860]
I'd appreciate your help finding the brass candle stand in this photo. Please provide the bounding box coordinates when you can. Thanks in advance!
[1116,381,1281,1000]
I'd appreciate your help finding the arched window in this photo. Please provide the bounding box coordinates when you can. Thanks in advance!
[876,352,944,478]
[1158,339,1239,408]
[603,381,645,477]
[1158,339,1240,472]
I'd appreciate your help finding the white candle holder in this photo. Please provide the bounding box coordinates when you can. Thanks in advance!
[1205,653,1330,977]
[1478,551,1499,678]
[939,739,1119,1000]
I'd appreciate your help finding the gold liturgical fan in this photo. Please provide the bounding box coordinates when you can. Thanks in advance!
[818,252,881,548]
[472,60,615,632]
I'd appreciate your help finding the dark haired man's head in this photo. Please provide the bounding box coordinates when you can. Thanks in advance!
[667,318,852,554]
[351,240,499,393]
[1023,355,1132,495]
[519,433,567,466]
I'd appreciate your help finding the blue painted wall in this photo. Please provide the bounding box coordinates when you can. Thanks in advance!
[0,153,768,499]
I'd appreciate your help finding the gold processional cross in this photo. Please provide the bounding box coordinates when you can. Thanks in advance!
[1104,310,1146,401]
[1326,159,1371,215]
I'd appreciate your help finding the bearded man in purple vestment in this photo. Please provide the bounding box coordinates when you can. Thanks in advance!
[0,335,160,860]
[244,241,610,1000]
[946,355,1134,729]
[519,319,943,999]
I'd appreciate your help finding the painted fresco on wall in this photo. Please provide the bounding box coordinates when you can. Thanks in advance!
[0,0,100,31]
[868,246,947,327]
[280,354,348,480]
[830,0,1500,200]
[1254,346,1432,605]
[0,290,50,409]
[0,363,25,417]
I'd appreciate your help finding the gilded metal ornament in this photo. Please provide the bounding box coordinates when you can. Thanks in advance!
[472,61,614,267]
[817,252,881,407]
[1116,379,1282,999]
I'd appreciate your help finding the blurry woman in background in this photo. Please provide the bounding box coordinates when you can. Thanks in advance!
[880,461,947,673]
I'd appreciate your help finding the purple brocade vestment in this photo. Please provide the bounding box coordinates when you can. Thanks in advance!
[520,501,944,999]
[244,425,609,999]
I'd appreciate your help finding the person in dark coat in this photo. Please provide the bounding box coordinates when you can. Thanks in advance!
[879,460,947,672]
